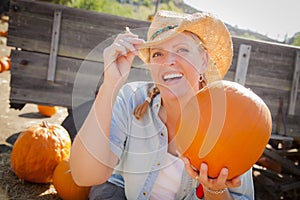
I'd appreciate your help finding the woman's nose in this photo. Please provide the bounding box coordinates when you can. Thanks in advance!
[164,52,176,66]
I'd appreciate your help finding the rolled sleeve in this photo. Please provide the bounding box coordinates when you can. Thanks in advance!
[229,168,255,200]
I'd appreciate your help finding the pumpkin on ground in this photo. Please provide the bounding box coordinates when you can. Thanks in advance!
[175,80,272,179]
[0,31,7,37]
[37,105,58,117]
[11,121,72,183]
[53,159,91,200]
[0,56,10,71]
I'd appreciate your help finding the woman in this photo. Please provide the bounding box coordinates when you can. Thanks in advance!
[70,10,254,200]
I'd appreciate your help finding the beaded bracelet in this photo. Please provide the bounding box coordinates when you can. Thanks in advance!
[205,187,227,195]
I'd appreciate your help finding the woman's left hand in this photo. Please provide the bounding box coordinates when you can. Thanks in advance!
[182,157,241,191]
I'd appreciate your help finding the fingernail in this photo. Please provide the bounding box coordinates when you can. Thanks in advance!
[222,168,228,175]
[201,163,207,170]
[234,177,241,184]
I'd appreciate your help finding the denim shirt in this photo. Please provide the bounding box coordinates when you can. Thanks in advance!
[108,82,254,200]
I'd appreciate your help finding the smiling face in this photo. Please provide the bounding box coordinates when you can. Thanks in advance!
[149,31,208,100]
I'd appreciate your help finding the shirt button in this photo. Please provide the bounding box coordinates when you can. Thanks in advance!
[160,132,165,136]
[156,162,160,166]
[143,192,147,196]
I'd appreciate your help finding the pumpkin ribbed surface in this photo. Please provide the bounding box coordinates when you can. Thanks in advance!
[53,159,91,200]
[175,80,272,179]
[11,121,71,183]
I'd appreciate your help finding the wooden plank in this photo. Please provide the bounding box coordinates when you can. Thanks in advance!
[231,37,298,82]
[7,0,150,61]
[234,44,251,85]
[245,85,290,113]
[232,36,298,58]
[280,181,300,192]
[288,51,300,115]
[284,115,300,138]
[263,148,300,176]
[10,50,99,108]
[245,74,291,92]
[247,53,294,81]
[270,134,294,142]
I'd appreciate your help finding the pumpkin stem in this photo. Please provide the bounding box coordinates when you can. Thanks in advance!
[41,121,49,128]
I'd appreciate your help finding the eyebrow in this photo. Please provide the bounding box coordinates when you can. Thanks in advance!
[150,42,190,51]
[173,42,189,48]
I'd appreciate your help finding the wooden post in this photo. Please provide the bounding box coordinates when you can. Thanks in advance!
[288,51,300,115]
[234,44,251,85]
[47,10,62,81]
[234,44,251,86]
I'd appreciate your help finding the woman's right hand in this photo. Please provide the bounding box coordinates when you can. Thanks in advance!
[103,30,145,88]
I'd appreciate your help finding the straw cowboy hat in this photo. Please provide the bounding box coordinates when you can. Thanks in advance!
[138,10,233,83]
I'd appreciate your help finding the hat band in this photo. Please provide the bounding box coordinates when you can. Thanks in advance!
[150,25,178,41]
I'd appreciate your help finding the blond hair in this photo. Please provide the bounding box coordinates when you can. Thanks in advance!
[133,87,160,120]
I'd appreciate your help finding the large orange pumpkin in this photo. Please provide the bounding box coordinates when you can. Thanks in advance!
[11,121,72,183]
[175,80,272,179]
[37,105,58,117]
[53,159,91,200]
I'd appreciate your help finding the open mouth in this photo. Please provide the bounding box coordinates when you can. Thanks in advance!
[163,73,183,82]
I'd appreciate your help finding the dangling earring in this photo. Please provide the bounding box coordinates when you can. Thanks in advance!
[199,74,207,89]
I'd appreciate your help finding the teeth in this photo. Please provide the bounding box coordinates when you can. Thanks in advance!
[163,73,183,80]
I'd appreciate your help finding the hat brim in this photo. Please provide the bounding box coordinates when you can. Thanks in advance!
[138,12,233,83]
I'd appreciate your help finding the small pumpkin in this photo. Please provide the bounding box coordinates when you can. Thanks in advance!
[37,105,58,117]
[0,56,10,71]
[11,121,72,183]
[175,80,272,179]
[0,31,7,37]
[53,159,91,200]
